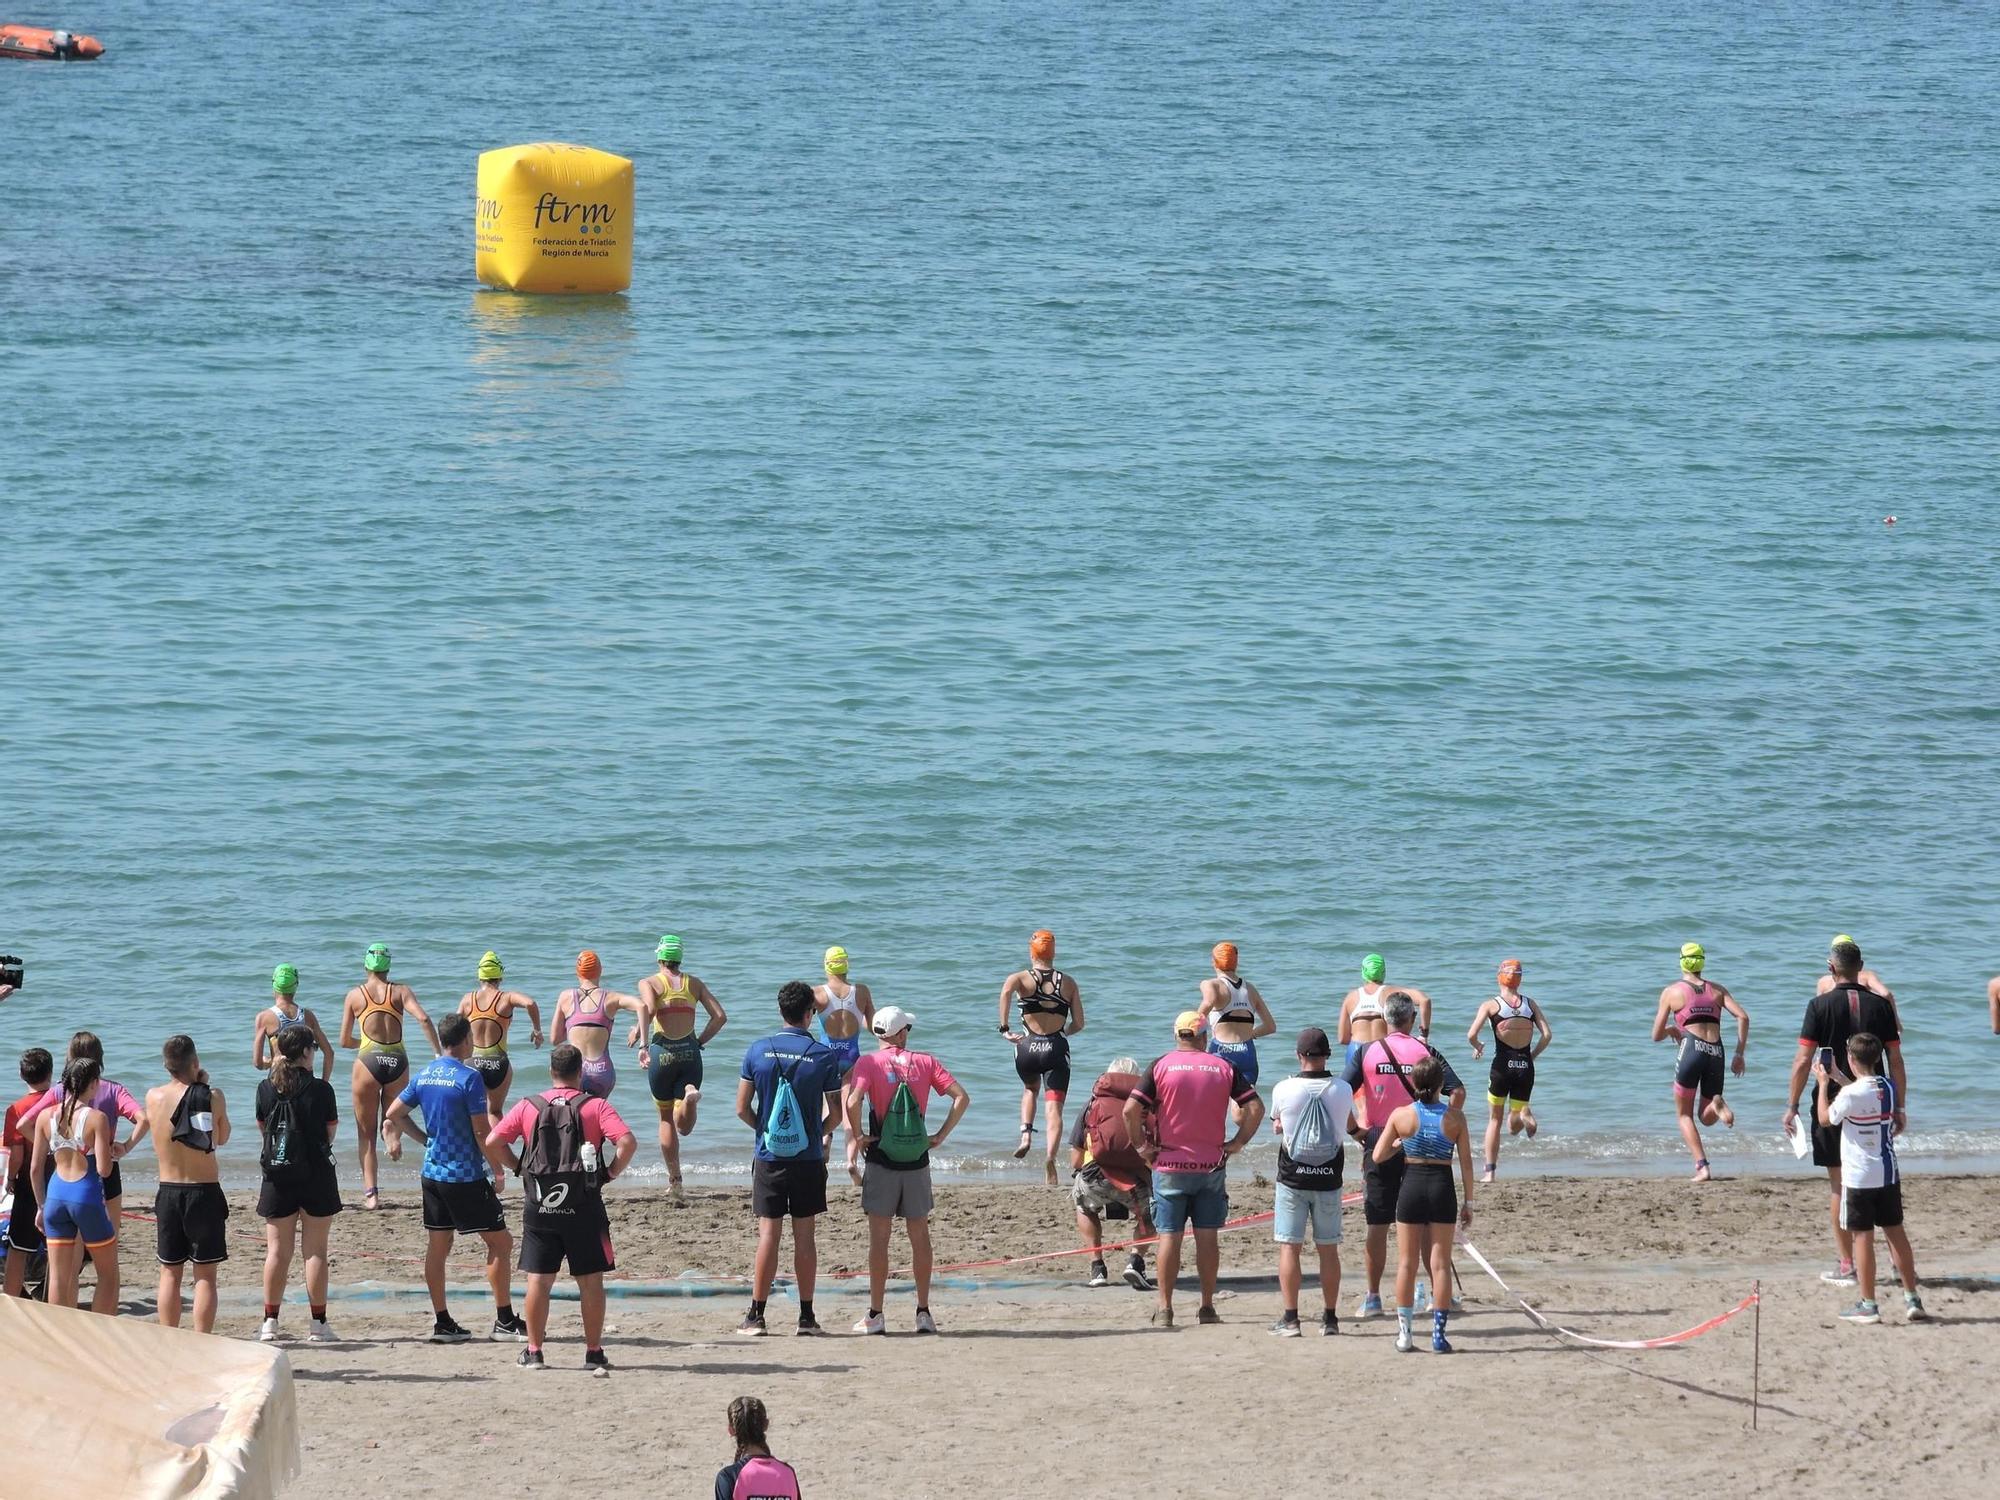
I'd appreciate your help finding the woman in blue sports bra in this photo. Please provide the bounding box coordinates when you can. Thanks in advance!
[1372,1055,1474,1354]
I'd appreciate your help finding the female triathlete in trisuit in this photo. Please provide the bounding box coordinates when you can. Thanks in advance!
[813,945,873,1184]
[1650,942,1749,1182]
[1465,957,1553,1182]
[459,951,544,1187]
[1196,941,1276,1087]
[634,934,726,1199]
[252,964,335,1080]
[30,1056,117,1316]
[999,929,1085,1185]
[1338,953,1434,1081]
[553,950,642,1101]
[338,943,440,1209]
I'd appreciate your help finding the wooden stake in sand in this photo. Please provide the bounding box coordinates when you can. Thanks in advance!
[1751,1279,1762,1431]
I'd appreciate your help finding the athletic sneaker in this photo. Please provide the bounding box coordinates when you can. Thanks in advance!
[1395,1322,1415,1353]
[257,1317,281,1343]
[914,1309,940,1336]
[1269,1316,1303,1338]
[1839,1300,1882,1325]
[490,1312,530,1342]
[1355,1292,1384,1319]
[795,1314,826,1337]
[306,1319,339,1344]
[1196,1305,1223,1325]
[1123,1257,1152,1291]
[516,1348,545,1370]
[1821,1260,1858,1287]
[585,1349,612,1377]
[1087,1259,1109,1288]
[853,1311,887,1335]
[1905,1293,1930,1323]
[1150,1305,1175,1329]
[429,1313,471,1343]
[735,1310,768,1338]
[1320,1310,1339,1337]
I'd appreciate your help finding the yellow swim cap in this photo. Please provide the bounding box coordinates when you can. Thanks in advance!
[1832,933,1855,950]
[477,951,503,981]
[1679,942,1705,974]
[823,945,850,977]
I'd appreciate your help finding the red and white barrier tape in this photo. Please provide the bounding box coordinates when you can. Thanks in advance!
[1459,1238,1759,1350]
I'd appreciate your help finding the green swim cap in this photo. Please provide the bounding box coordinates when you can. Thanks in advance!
[1361,953,1386,985]
[656,934,683,964]
[1679,941,1705,974]
[477,951,503,981]
[271,963,299,995]
[364,942,391,974]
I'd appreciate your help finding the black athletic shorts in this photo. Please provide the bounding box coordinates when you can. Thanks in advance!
[1014,1032,1071,1097]
[7,1179,43,1252]
[422,1176,507,1235]
[1395,1161,1458,1225]
[647,1033,704,1116]
[1488,1051,1534,1106]
[468,1052,512,1092]
[257,1166,343,1221]
[1362,1125,1404,1227]
[751,1158,828,1220]
[155,1181,230,1265]
[103,1160,125,1202]
[521,1222,615,1277]
[1840,1181,1904,1233]
[1674,1035,1726,1101]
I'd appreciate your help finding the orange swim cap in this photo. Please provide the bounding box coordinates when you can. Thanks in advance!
[1029,929,1056,963]
[1212,941,1239,973]
[576,950,602,980]
[1498,958,1523,986]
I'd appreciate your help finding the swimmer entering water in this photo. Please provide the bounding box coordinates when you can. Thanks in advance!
[339,943,440,1209]
[635,935,726,1200]
[1339,953,1435,1067]
[1000,930,1085,1185]
[1651,942,1748,1182]
[1465,958,1551,1182]
[1197,942,1277,1090]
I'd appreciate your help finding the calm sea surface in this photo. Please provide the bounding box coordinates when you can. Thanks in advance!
[6,2,1998,1184]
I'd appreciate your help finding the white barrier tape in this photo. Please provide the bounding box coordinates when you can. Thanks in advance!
[1460,1237,1759,1350]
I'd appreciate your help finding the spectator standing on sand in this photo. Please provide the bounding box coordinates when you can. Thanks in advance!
[1267,1027,1358,1338]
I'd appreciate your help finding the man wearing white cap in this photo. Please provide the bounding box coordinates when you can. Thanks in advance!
[843,1005,970,1336]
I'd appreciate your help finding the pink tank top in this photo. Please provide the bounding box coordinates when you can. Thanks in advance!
[1674,979,1723,1030]
[1358,1032,1433,1121]
[568,987,611,1031]
[731,1456,801,1500]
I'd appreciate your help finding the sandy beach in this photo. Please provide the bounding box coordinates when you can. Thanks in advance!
[79,1171,2000,1498]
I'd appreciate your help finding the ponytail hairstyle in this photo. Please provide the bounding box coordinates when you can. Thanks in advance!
[727,1395,771,1461]
[271,1025,312,1096]
[68,1030,104,1065]
[1411,1055,1444,1104]
[58,1056,102,1139]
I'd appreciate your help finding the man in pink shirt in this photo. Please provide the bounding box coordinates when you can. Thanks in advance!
[487,1043,637,1375]
[843,1006,970,1336]
[1124,1011,1265,1328]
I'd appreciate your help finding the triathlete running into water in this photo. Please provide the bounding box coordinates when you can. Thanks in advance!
[458,951,545,1187]
[339,943,441,1209]
[1371,1055,1474,1354]
[1339,953,1435,1067]
[252,964,334,1080]
[999,929,1085,1185]
[1465,958,1552,1182]
[1197,942,1277,1088]
[634,934,726,1199]
[814,945,873,1183]
[1650,942,1748,1182]
[553,950,642,1102]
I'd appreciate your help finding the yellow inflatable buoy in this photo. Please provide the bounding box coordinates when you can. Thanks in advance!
[475,143,633,294]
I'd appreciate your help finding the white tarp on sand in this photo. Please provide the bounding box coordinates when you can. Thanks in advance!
[0,1294,298,1499]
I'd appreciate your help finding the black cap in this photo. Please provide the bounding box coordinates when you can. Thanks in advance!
[1295,1026,1332,1059]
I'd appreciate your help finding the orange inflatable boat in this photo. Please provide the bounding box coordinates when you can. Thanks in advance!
[1,23,104,58]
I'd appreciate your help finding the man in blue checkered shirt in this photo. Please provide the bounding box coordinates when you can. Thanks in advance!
[385,1013,525,1342]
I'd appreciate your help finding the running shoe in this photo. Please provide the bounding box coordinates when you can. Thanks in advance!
[1838,1300,1882,1325]
[853,1311,887,1335]
[1394,1322,1415,1353]
[1123,1257,1153,1292]
[1320,1310,1339,1337]
[585,1349,612,1377]
[914,1309,940,1336]
[1821,1260,1858,1287]
[1150,1305,1176,1329]
[1087,1259,1109,1288]
[795,1315,826,1337]
[1269,1316,1303,1338]
[306,1320,339,1345]
[516,1348,545,1370]
[257,1317,281,1343]
[429,1313,471,1343]
[1355,1292,1384,1319]
[490,1312,530,1342]
[1196,1305,1223,1326]
[1905,1293,1930,1323]
[735,1311,768,1338]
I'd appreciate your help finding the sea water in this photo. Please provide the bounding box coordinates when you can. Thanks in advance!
[5,2,1999,1183]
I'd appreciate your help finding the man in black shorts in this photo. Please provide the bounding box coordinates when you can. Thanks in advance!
[734,981,843,1337]
[146,1034,232,1333]
[1784,939,1904,1288]
[487,1044,636,1373]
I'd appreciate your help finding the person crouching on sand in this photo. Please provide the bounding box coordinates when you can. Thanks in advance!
[1371,1056,1473,1354]
[256,1024,342,1344]
[487,1042,637,1375]
[843,1005,969,1336]
[1069,1056,1155,1292]
[715,1396,802,1500]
